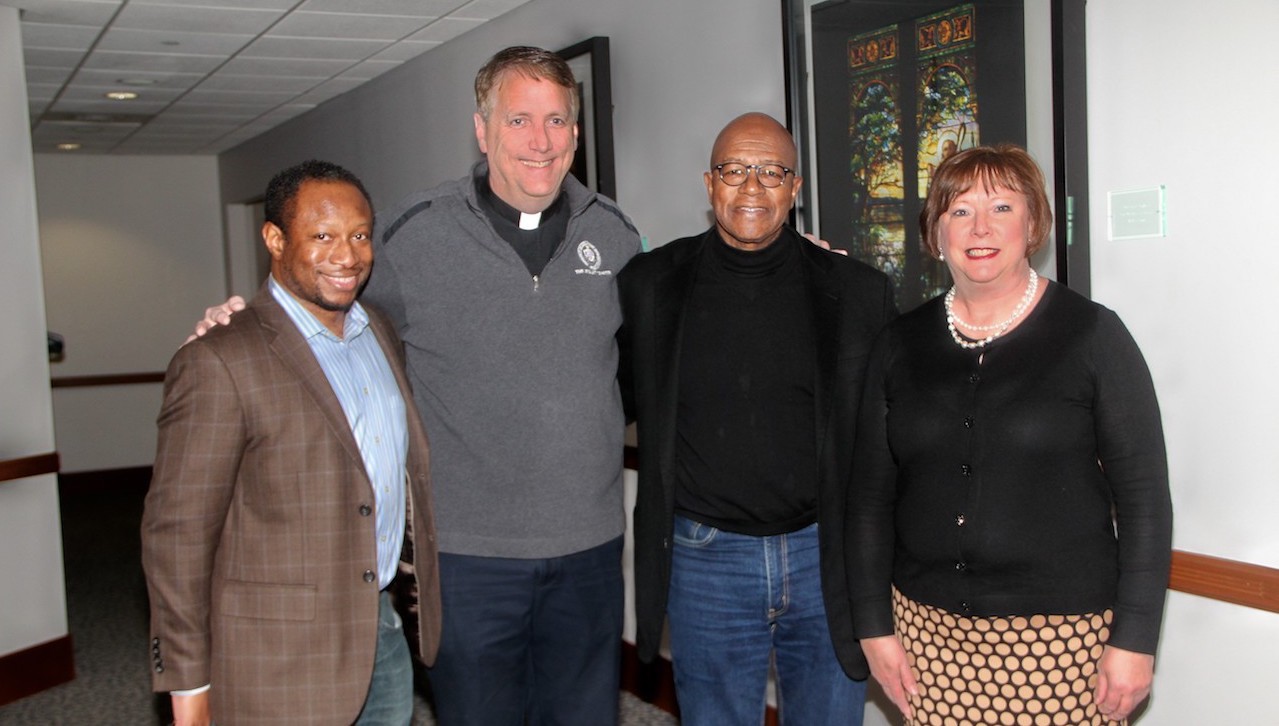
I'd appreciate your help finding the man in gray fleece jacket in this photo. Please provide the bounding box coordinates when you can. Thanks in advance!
[191,47,640,726]
[365,47,640,725]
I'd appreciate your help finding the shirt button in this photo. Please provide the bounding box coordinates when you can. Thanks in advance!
[961,601,972,613]
[955,561,967,571]
[968,373,980,384]
[363,570,376,583]
[956,514,966,526]
[359,504,372,516]
[155,664,165,673]
[960,464,972,477]
[964,417,974,428]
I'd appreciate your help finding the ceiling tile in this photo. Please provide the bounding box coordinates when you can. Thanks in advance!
[298,0,463,16]
[24,47,86,68]
[26,65,74,85]
[183,88,297,105]
[96,26,254,55]
[240,35,390,61]
[269,11,434,41]
[83,50,226,74]
[113,3,286,35]
[219,55,353,78]
[14,0,122,27]
[406,17,483,43]
[19,21,102,49]
[130,0,296,8]
[197,73,322,93]
[450,0,531,20]
[368,39,438,62]
[70,67,205,89]
[49,97,170,114]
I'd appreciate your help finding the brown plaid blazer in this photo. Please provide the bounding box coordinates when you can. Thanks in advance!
[141,286,441,725]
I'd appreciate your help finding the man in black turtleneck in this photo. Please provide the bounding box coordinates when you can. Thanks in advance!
[617,113,897,725]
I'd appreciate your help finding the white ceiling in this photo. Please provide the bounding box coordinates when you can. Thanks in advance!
[7,0,530,154]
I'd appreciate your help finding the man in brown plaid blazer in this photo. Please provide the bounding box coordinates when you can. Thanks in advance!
[141,161,440,725]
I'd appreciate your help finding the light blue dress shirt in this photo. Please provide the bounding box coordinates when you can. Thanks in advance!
[270,277,409,589]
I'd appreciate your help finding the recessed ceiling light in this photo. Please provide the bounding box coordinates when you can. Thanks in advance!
[56,143,81,151]
[105,91,139,100]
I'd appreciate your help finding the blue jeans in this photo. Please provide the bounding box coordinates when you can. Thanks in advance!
[354,590,413,726]
[427,538,624,725]
[668,516,866,726]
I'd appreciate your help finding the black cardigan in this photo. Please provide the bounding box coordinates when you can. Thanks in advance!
[846,280,1173,655]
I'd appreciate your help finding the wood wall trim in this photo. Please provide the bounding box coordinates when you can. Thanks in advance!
[0,635,75,706]
[50,372,165,388]
[0,452,60,484]
[1168,549,1279,614]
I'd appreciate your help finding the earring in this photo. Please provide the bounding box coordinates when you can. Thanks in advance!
[938,251,945,261]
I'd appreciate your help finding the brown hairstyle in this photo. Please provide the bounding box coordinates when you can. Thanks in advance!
[474,46,579,121]
[919,143,1053,259]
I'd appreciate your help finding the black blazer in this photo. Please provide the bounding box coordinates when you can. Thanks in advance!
[617,226,896,679]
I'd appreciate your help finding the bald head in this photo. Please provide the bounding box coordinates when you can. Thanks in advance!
[704,112,803,251]
[709,112,798,170]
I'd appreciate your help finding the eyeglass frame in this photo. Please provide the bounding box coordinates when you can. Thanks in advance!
[711,162,795,188]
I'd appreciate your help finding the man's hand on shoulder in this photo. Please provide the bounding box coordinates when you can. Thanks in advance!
[803,232,849,256]
[184,296,247,345]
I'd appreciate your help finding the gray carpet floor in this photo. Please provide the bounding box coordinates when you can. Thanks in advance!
[0,486,677,725]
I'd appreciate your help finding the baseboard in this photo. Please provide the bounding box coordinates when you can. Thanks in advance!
[0,635,76,706]
[619,641,778,725]
[58,465,152,498]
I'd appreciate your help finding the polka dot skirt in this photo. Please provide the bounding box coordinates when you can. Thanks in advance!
[892,588,1124,726]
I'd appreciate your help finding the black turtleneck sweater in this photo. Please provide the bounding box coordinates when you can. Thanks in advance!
[674,231,819,536]
[475,175,569,277]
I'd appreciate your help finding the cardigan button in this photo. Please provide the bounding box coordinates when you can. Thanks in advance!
[960,464,972,477]
[968,373,980,384]
[359,504,373,516]
[955,561,967,571]
[363,570,376,583]
[956,514,966,526]
[963,417,974,428]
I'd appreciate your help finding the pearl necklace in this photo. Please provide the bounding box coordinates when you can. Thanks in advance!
[945,269,1039,349]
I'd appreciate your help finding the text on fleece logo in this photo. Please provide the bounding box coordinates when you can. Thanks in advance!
[575,240,612,276]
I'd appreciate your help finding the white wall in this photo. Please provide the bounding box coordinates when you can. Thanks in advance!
[1087,0,1279,723]
[217,0,786,250]
[0,5,68,658]
[36,154,226,472]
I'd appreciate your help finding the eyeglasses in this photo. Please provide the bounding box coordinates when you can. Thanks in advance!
[712,163,794,188]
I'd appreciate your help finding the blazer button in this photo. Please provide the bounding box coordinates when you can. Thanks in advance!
[359,504,372,516]
[363,569,376,583]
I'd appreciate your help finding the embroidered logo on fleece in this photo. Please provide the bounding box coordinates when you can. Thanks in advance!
[574,240,613,276]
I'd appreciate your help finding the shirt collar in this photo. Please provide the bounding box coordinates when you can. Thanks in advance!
[269,275,369,342]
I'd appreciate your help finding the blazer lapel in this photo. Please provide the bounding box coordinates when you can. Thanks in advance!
[652,232,706,489]
[801,237,842,461]
[252,286,368,475]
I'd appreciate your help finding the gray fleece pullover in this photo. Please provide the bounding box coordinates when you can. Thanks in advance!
[365,161,641,558]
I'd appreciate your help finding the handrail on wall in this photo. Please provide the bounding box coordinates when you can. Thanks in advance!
[0,452,60,484]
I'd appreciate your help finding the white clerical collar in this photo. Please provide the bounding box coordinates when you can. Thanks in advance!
[518,211,542,230]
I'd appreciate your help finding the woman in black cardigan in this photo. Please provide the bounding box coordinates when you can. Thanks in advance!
[847,144,1172,726]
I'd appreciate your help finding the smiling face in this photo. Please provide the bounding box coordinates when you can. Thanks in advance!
[264,179,373,335]
[704,113,803,251]
[474,72,578,214]
[936,182,1032,290]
